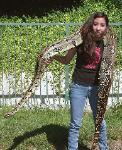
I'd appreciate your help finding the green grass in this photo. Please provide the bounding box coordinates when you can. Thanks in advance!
[0,105,122,150]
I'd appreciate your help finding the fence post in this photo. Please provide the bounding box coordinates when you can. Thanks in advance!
[65,24,70,104]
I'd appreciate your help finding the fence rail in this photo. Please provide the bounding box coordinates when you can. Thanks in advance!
[0,22,122,109]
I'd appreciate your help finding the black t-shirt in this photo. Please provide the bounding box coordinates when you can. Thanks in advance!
[72,40,104,85]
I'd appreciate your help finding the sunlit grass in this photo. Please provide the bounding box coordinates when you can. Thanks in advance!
[0,105,121,150]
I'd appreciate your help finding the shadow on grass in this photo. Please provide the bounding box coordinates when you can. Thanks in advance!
[7,124,90,150]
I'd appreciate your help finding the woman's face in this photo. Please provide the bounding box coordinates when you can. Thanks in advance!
[93,17,107,39]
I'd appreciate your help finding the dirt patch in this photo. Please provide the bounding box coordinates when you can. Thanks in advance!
[0,144,5,150]
[87,140,122,150]
[109,140,122,150]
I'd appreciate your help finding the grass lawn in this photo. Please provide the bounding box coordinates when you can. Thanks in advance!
[0,105,122,150]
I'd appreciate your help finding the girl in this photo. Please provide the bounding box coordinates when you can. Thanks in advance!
[52,12,114,150]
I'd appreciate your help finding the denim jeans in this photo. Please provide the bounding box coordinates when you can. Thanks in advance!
[68,83,109,150]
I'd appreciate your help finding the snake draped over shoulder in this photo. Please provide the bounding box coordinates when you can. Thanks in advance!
[4,27,116,150]
[92,29,116,149]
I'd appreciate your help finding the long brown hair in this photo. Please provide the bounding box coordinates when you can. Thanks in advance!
[80,12,109,56]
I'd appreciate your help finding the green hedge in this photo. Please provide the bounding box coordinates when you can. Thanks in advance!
[0,0,121,94]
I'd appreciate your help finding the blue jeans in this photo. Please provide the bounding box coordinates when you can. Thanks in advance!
[68,83,109,150]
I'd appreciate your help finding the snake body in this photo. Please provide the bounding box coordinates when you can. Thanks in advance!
[92,33,116,149]
[4,28,116,149]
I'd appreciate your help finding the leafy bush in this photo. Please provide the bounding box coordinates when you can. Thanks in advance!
[0,0,122,94]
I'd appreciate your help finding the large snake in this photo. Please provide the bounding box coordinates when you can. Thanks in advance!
[92,30,116,149]
[4,27,116,149]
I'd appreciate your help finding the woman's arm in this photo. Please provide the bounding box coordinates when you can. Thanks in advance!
[52,47,76,65]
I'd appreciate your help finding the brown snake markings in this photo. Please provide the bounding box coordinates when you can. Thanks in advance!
[4,28,116,149]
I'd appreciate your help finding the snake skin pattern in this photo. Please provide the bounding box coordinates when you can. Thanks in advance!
[4,28,116,149]
[92,32,116,149]
[4,30,82,117]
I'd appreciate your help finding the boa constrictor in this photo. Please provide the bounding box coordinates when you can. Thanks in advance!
[4,27,116,149]
[92,31,116,149]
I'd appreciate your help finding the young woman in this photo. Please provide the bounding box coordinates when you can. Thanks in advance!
[51,12,113,150]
